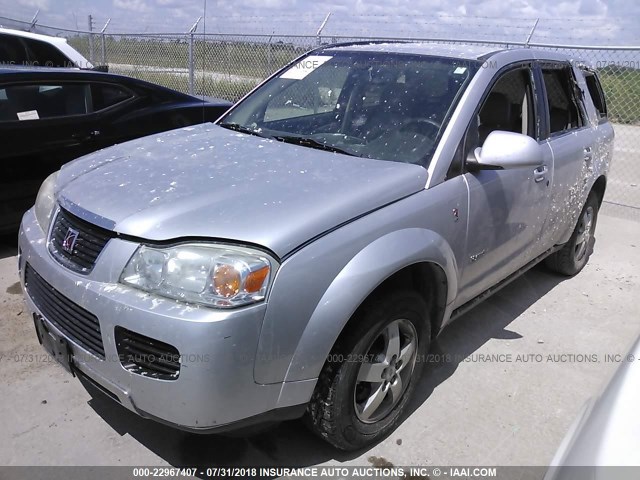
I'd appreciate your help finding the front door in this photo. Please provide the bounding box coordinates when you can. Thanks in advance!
[456,64,553,307]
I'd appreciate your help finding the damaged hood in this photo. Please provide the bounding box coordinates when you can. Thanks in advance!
[56,124,427,257]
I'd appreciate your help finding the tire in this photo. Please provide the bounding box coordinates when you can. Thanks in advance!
[545,192,599,276]
[305,290,430,450]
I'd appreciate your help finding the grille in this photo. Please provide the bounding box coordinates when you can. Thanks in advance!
[25,264,105,358]
[115,327,181,380]
[49,208,116,274]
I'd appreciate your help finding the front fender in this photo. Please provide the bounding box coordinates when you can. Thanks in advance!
[282,227,458,384]
[253,179,469,386]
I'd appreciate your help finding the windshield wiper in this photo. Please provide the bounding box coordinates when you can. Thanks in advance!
[273,135,357,157]
[218,122,267,138]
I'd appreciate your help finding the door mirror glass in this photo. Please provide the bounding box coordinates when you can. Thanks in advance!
[469,130,543,169]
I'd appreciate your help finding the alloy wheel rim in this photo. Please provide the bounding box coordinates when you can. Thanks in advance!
[353,318,418,424]
[574,206,594,262]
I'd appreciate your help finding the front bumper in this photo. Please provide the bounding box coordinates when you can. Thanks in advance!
[18,208,314,431]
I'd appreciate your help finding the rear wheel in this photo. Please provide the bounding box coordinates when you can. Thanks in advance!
[305,291,430,450]
[545,192,599,276]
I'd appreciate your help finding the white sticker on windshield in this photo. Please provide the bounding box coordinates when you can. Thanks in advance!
[453,67,467,74]
[280,55,333,80]
[17,110,39,121]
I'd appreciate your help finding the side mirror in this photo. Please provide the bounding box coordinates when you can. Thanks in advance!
[468,130,543,170]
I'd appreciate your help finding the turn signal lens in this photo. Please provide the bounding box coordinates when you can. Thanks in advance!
[245,265,270,293]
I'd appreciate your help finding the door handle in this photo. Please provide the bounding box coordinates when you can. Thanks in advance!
[584,146,593,162]
[72,130,101,142]
[534,165,548,183]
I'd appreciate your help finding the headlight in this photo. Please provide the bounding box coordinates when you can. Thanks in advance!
[34,171,59,233]
[120,244,277,308]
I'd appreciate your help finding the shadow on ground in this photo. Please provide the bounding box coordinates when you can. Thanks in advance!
[405,264,566,419]
[80,264,567,471]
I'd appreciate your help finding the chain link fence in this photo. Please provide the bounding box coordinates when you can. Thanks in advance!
[1,15,638,211]
[74,33,313,100]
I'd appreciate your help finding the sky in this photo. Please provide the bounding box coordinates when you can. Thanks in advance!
[0,0,638,45]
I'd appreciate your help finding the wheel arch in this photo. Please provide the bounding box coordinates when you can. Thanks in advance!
[591,174,607,207]
[363,261,449,339]
[281,228,457,385]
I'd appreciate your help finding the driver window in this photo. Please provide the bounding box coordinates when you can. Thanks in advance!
[475,67,535,148]
[449,67,535,179]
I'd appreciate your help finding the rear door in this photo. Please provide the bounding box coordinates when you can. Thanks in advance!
[537,62,595,247]
[88,81,207,145]
[0,80,99,227]
[86,81,140,148]
[1,81,100,165]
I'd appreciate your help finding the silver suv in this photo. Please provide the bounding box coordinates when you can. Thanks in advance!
[18,43,613,450]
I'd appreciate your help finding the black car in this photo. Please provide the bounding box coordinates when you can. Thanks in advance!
[0,66,232,232]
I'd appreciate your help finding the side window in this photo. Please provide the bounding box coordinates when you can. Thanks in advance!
[470,67,535,150]
[22,38,71,67]
[91,84,134,111]
[0,34,28,65]
[0,83,91,122]
[541,65,584,135]
[583,72,607,119]
[451,67,535,180]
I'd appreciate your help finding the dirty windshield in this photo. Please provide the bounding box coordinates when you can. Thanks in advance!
[219,50,478,166]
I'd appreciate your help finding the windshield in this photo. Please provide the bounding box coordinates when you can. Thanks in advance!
[219,50,478,167]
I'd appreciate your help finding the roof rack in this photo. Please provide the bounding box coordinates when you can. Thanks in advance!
[310,39,411,53]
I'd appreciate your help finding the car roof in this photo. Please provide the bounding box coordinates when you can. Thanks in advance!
[0,65,87,75]
[0,27,93,68]
[0,64,159,89]
[0,27,69,45]
[322,42,504,60]
[322,42,579,64]
[0,65,225,103]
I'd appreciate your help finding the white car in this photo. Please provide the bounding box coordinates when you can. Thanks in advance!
[0,27,94,69]
[545,335,640,478]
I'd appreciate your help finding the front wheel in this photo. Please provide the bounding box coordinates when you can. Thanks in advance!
[305,291,430,450]
[545,192,599,276]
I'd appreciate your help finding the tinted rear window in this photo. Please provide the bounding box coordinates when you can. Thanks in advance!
[22,37,72,67]
[0,34,28,65]
[91,84,134,110]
